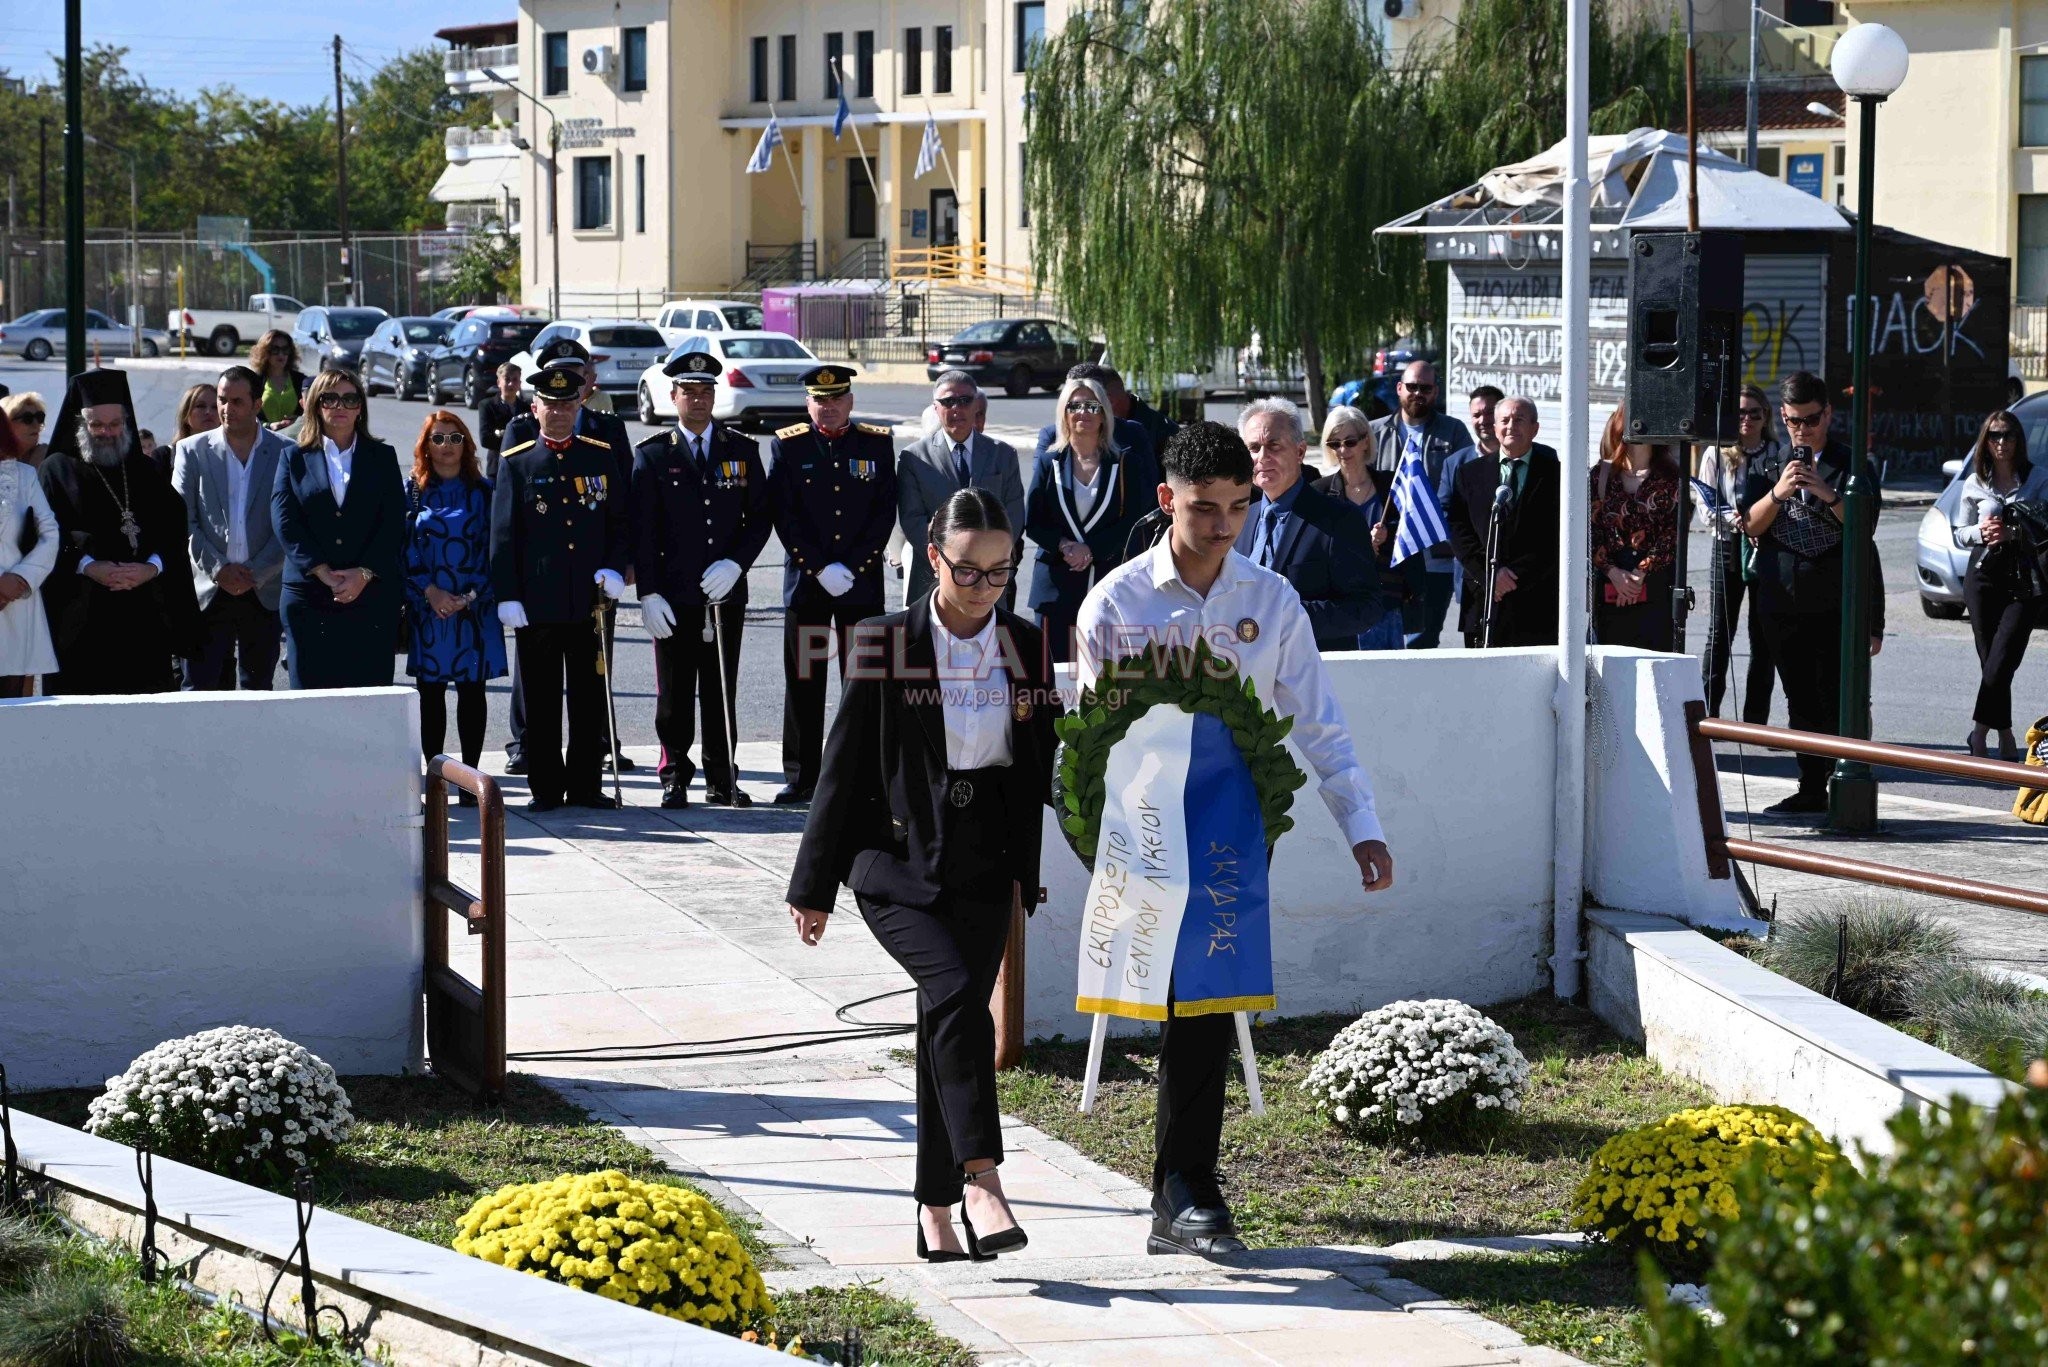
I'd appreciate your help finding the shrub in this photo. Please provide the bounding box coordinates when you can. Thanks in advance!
[84,1026,354,1181]
[454,1170,771,1331]
[1910,965,2048,1079]
[0,1213,60,1288]
[0,1266,135,1367]
[1299,999,1531,1141]
[1640,1087,2048,1363]
[1572,1104,1836,1264]
[1756,901,1960,1021]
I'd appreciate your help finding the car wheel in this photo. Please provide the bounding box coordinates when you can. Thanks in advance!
[638,383,657,427]
[468,371,486,411]
[1920,595,1967,621]
[209,327,239,357]
[139,338,160,358]
[1004,364,1033,399]
[23,338,51,362]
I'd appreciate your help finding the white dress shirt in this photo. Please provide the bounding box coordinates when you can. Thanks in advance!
[323,437,356,508]
[930,607,1013,770]
[224,442,253,564]
[1067,453,1103,519]
[1076,538,1385,846]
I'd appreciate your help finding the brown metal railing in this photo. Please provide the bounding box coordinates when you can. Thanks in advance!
[423,757,506,1101]
[1689,709,2048,916]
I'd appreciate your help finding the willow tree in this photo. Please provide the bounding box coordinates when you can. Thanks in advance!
[1025,0,1431,421]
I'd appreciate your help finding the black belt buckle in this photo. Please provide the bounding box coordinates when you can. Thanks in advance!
[948,778,975,808]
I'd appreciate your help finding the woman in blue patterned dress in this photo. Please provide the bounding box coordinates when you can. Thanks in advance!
[405,411,506,802]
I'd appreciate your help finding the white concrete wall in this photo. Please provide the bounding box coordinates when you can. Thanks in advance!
[0,689,423,1089]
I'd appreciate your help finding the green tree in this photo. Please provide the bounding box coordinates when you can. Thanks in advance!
[446,230,518,304]
[344,49,489,232]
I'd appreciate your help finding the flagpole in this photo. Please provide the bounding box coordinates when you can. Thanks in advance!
[764,102,806,211]
[832,59,886,220]
[921,99,969,269]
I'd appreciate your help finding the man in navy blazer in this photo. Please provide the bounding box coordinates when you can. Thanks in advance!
[1234,398,1382,651]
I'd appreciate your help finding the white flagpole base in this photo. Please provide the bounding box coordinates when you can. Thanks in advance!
[1079,1012,1110,1114]
[1235,1012,1266,1117]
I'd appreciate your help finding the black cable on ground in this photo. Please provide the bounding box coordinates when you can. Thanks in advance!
[504,988,916,1065]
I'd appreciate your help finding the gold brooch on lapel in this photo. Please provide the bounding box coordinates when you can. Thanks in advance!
[1235,617,1260,643]
[1013,695,1033,722]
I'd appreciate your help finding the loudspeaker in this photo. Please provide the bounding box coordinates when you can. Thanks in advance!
[1625,231,1745,445]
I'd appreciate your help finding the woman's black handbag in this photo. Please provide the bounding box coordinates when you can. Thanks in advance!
[1998,500,2048,601]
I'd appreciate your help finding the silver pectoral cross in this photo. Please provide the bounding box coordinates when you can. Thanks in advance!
[120,511,141,553]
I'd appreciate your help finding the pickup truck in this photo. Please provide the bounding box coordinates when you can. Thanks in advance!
[167,294,306,357]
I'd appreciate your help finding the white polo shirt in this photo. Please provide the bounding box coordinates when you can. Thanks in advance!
[1075,538,1384,847]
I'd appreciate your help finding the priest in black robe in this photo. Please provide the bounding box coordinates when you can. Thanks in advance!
[38,369,195,694]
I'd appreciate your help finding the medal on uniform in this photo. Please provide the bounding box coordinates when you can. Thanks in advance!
[1236,617,1260,643]
[948,778,975,807]
[536,498,548,514]
[1013,695,1033,722]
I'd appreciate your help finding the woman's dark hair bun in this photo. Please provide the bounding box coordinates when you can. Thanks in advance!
[927,485,1012,546]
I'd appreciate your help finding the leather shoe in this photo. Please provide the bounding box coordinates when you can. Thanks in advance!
[613,753,637,773]
[660,785,690,810]
[704,786,754,808]
[1147,1172,1245,1257]
[772,786,814,806]
[568,793,621,810]
[504,757,527,776]
[526,796,561,813]
[1765,789,1828,816]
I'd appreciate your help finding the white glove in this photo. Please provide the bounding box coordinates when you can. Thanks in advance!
[700,559,742,603]
[497,601,528,630]
[819,562,856,597]
[640,592,675,640]
[595,568,625,601]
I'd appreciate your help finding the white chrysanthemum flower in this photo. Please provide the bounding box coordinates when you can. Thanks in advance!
[1300,999,1530,1140]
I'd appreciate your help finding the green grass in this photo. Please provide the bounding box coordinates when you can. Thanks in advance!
[768,1284,979,1367]
[1000,995,1712,1246]
[1385,1247,1651,1367]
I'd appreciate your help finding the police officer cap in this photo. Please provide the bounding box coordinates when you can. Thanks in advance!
[801,364,856,398]
[530,366,584,402]
[535,336,592,367]
[664,349,721,384]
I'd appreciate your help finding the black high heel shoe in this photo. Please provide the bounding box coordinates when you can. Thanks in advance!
[916,1205,969,1263]
[960,1170,1028,1258]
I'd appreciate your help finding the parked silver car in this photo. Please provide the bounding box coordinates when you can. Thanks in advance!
[1914,390,2048,619]
[0,308,168,360]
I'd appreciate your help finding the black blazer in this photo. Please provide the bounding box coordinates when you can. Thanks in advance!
[631,422,771,606]
[273,437,407,596]
[489,432,631,624]
[787,596,1060,914]
[1447,443,1561,644]
[1022,444,1160,613]
[1234,479,1383,650]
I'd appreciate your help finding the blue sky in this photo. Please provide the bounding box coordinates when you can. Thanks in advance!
[0,0,511,106]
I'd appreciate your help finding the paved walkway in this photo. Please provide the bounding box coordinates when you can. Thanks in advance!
[444,742,1581,1365]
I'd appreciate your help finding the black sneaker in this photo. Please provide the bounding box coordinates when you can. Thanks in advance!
[1764,789,1828,815]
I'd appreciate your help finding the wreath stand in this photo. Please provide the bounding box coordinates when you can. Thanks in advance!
[1078,1009,1265,1117]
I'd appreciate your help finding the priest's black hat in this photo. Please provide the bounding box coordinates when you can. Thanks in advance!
[46,367,140,462]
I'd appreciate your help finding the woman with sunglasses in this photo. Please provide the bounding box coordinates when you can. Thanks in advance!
[788,488,1058,1263]
[1310,403,1404,649]
[1023,376,1156,662]
[1695,383,1778,721]
[3,393,49,469]
[405,410,506,797]
[274,368,406,688]
[1953,410,2048,759]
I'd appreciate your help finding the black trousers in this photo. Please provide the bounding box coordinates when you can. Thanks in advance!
[1036,599,1081,667]
[653,598,743,789]
[781,593,880,791]
[509,602,619,763]
[1594,569,1676,653]
[1760,610,1842,796]
[514,621,607,803]
[182,590,282,691]
[1702,565,1774,722]
[1965,568,2042,731]
[1154,989,1234,1194]
[419,679,488,766]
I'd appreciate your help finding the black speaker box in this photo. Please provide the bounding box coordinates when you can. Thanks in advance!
[1625,231,1745,445]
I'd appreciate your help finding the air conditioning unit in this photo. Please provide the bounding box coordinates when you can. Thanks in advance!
[1383,0,1422,18]
[581,44,615,78]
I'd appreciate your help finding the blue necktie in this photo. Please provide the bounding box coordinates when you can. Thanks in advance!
[1257,503,1280,567]
[952,442,973,488]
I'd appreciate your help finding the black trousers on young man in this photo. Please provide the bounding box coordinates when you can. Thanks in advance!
[514,621,608,804]
[653,597,744,791]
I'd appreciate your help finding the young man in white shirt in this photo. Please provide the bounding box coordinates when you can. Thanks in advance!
[1074,421,1397,1256]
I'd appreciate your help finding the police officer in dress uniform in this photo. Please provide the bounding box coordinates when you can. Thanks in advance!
[767,364,898,804]
[501,338,637,774]
[491,364,630,812]
[633,349,772,809]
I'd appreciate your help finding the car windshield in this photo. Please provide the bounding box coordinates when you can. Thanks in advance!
[953,321,1011,344]
[11,311,56,326]
[327,311,384,340]
[719,306,766,331]
[590,326,665,349]
[721,337,809,360]
[491,321,547,345]
[402,320,452,344]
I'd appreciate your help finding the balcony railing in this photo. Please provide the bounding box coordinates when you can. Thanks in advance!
[445,44,518,76]
[446,202,516,231]
[447,126,520,151]
[2016,305,2048,382]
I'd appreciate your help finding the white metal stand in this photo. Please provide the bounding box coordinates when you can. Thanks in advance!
[1077,1010,1265,1117]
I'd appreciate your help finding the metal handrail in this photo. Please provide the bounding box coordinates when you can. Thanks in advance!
[423,758,506,1100]
[1697,717,2041,788]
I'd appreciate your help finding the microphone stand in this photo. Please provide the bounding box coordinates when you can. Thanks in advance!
[1480,484,1511,650]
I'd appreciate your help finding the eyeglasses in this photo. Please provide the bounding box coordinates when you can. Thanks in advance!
[1987,430,2018,444]
[933,545,1014,587]
[1401,382,1436,394]
[1326,435,1365,452]
[935,394,977,410]
[1737,407,1766,420]
[1065,400,1104,415]
[317,392,364,410]
[1782,410,1828,430]
[427,433,466,447]
[11,410,44,424]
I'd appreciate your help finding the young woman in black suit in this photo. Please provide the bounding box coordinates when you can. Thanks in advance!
[786,488,1059,1262]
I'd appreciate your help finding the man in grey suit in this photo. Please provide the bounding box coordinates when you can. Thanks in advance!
[1369,359,1475,649]
[172,364,290,690]
[897,369,1025,605]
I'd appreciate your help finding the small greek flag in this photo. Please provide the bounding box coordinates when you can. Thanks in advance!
[746,118,783,175]
[915,114,942,179]
[833,82,852,139]
[1390,430,1449,566]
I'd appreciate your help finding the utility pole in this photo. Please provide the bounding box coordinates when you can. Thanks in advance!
[1744,0,1761,169]
[333,35,354,306]
[38,117,48,237]
[63,0,85,369]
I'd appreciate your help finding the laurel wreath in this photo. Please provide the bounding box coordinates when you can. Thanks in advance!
[1052,638,1308,871]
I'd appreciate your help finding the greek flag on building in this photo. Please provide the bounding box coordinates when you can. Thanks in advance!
[915,114,942,179]
[1390,431,1449,566]
[746,118,783,175]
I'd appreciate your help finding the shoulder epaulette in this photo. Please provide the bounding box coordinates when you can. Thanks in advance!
[575,434,611,450]
[499,439,535,458]
[777,422,811,439]
[856,422,893,436]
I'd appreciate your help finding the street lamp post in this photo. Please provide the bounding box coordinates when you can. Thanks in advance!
[1828,22,1910,834]
[484,69,560,319]
[83,135,140,358]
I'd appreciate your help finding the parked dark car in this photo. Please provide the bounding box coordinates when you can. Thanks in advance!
[358,317,454,400]
[291,306,390,374]
[428,314,551,409]
[1329,338,1445,419]
[925,318,1098,398]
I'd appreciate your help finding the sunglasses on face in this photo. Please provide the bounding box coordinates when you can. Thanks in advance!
[1401,382,1435,394]
[1988,430,2018,443]
[317,393,364,410]
[1738,407,1766,419]
[12,411,44,424]
[934,545,1013,587]
[1326,435,1365,452]
[1782,410,1827,429]
[935,394,976,410]
[427,433,466,447]
[1066,400,1104,415]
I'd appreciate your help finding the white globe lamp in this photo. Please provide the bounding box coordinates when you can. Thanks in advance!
[1831,23,1909,100]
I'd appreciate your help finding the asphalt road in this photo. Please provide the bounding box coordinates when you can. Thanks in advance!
[8,359,2034,814]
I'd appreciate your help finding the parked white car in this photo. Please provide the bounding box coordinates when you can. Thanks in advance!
[508,319,670,399]
[0,308,169,360]
[650,299,766,348]
[635,332,819,429]
[167,293,304,356]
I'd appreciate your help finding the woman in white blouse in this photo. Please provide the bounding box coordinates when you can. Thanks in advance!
[786,488,1059,1264]
[1023,376,1155,663]
[0,410,59,693]
[1951,410,2048,759]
